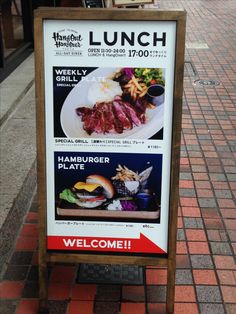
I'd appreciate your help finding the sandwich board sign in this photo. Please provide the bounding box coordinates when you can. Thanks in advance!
[34,7,186,313]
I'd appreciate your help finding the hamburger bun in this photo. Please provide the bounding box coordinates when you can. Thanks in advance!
[72,180,106,208]
[86,174,114,199]
[75,198,105,208]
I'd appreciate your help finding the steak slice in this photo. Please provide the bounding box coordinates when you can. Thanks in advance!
[112,101,132,130]
[76,107,92,121]
[93,102,107,133]
[114,95,122,101]
[102,102,123,134]
[81,107,103,135]
[133,98,147,123]
[119,101,142,126]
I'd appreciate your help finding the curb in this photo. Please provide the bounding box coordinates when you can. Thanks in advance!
[0,79,35,128]
[0,160,37,278]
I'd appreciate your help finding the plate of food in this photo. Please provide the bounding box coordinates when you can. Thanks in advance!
[56,165,160,220]
[60,67,165,139]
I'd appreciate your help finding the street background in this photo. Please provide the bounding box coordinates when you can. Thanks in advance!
[0,1,235,313]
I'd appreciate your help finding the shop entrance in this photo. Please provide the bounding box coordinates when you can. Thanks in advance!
[0,1,61,81]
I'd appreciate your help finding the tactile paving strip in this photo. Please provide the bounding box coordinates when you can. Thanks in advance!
[76,263,144,285]
[184,61,198,78]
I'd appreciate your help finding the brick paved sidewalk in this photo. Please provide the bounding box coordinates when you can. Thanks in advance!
[0,0,236,313]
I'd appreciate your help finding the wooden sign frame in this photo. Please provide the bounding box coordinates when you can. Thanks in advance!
[34,7,186,313]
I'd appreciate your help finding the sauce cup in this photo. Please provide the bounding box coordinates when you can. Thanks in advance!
[146,84,165,106]
[136,192,153,210]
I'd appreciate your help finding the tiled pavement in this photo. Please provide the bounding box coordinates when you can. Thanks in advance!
[0,0,236,313]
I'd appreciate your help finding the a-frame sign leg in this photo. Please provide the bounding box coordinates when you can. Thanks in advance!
[38,251,49,314]
[166,256,176,313]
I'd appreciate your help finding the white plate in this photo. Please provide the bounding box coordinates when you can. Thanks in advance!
[60,68,164,139]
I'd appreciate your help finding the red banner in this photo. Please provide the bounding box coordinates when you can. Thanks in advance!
[47,233,166,254]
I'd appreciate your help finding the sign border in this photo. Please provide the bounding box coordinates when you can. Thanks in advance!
[34,7,186,313]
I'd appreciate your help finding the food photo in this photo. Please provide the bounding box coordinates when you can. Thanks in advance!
[59,174,115,209]
[55,152,163,221]
[55,67,165,139]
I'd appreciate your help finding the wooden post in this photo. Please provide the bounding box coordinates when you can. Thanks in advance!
[166,12,186,312]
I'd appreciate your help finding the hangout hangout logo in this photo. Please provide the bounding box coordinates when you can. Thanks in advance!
[52,29,83,49]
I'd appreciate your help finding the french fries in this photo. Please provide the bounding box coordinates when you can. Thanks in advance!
[131,76,143,91]
[112,164,140,181]
[123,75,148,100]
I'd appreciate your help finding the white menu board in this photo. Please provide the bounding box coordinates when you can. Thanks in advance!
[43,19,176,255]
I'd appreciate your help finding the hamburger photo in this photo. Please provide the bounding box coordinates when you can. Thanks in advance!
[59,174,114,209]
